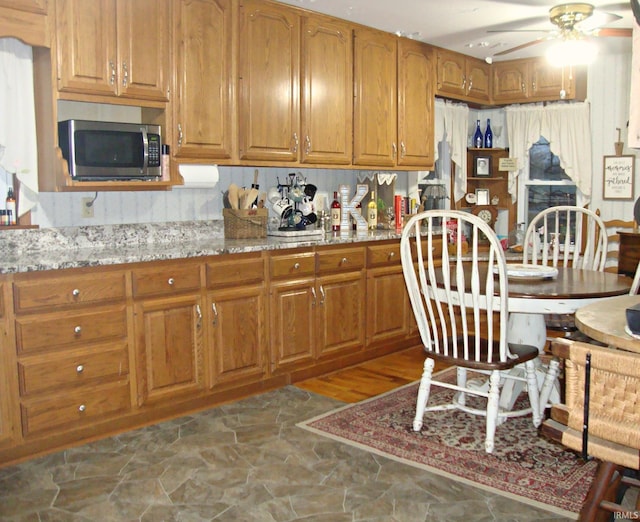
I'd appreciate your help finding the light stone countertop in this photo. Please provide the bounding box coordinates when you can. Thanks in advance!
[0,220,404,274]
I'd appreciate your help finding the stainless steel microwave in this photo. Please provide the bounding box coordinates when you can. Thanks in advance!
[58,119,162,181]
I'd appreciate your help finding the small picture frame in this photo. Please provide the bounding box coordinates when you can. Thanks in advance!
[475,188,489,206]
[474,156,491,177]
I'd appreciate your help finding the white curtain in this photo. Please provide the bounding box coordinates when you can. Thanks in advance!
[435,99,469,202]
[505,101,592,203]
[0,38,38,217]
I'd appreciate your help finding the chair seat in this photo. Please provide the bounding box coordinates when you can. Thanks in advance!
[429,337,539,371]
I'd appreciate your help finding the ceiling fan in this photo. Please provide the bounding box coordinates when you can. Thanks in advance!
[490,2,633,58]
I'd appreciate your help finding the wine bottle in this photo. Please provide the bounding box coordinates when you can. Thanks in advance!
[330,191,341,232]
[6,187,16,225]
[473,120,483,148]
[367,190,377,230]
[484,118,493,148]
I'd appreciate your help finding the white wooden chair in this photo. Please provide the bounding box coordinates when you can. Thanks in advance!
[523,206,608,337]
[523,206,607,271]
[400,210,543,454]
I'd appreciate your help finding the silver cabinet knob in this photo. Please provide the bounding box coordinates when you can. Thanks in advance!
[388,251,395,259]
[72,288,80,297]
[341,257,348,265]
[168,278,175,285]
[78,404,86,412]
[76,365,84,373]
[74,326,82,334]
[293,262,300,270]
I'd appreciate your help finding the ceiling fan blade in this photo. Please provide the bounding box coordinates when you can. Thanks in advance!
[487,29,553,33]
[596,27,633,37]
[493,38,546,57]
[576,10,622,32]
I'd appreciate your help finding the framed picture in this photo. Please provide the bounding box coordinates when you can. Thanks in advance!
[475,188,490,206]
[603,155,635,200]
[474,156,491,177]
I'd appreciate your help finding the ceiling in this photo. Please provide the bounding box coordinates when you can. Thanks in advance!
[275,0,634,62]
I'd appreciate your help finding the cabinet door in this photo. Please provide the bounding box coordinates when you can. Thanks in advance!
[397,39,434,168]
[0,284,16,445]
[529,59,570,100]
[209,285,266,386]
[300,14,352,165]
[174,0,233,160]
[55,0,117,95]
[316,271,365,359]
[435,48,466,98]
[366,266,410,346]
[116,0,170,101]
[238,0,299,162]
[466,58,491,102]
[492,61,529,102]
[269,278,315,372]
[134,294,205,405]
[353,27,397,167]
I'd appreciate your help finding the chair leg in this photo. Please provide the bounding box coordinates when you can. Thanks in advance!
[579,461,627,522]
[539,357,561,417]
[524,360,542,427]
[413,357,435,432]
[485,371,501,454]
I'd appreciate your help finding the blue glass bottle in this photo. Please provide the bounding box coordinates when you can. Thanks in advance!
[484,119,493,148]
[473,120,483,148]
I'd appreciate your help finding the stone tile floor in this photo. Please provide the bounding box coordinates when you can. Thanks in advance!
[0,386,582,521]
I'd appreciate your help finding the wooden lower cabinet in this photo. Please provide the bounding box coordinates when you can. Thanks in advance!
[208,284,267,387]
[0,239,424,467]
[133,293,205,406]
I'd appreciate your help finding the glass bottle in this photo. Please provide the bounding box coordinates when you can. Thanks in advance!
[367,190,377,230]
[6,187,16,225]
[484,118,493,148]
[330,191,341,232]
[473,120,483,148]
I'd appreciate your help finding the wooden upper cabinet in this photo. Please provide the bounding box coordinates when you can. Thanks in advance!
[300,14,352,165]
[493,58,586,104]
[55,0,170,102]
[238,0,299,162]
[436,48,490,103]
[173,0,234,160]
[0,0,46,14]
[397,39,435,168]
[353,26,397,167]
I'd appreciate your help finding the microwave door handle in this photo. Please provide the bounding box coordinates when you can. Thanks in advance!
[141,127,149,171]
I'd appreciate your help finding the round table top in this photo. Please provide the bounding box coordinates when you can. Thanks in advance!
[575,294,640,353]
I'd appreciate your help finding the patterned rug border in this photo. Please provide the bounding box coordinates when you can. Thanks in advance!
[297,369,592,520]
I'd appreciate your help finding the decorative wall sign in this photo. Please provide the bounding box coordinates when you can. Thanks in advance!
[603,155,635,200]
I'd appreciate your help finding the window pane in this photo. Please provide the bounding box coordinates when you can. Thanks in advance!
[529,137,571,181]
[527,185,576,224]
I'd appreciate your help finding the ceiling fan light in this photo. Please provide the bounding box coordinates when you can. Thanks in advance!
[545,38,598,67]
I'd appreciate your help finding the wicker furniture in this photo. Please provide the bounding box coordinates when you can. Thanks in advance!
[541,338,640,521]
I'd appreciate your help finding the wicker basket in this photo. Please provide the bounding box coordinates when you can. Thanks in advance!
[223,208,268,239]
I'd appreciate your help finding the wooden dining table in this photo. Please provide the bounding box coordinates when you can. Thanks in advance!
[575,294,640,353]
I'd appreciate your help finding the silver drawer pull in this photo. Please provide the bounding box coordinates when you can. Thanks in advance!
[293,262,300,270]
[72,288,80,297]
[78,404,86,412]
[168,278,175,285]
[76,365,84,373]
[74,326,82,334]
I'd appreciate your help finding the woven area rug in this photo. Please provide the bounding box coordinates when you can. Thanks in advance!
[298,368,597,518]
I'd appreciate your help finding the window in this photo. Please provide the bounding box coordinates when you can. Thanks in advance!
[523,137,576,228]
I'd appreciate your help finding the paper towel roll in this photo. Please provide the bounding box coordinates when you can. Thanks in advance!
[176,164,219,189]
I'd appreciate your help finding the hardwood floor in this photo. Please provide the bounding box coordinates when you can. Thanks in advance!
[296,346,449,403]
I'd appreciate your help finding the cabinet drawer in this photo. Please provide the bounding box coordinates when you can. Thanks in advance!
[317,247,365,274]
[18,343,129,396]
[207,254,265,287]
[367,242,401,267]
[13,271,126,313]
[270,252,316,279]
[132,263,201,297]
[15,306,127,354]
[21,381,131,436]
